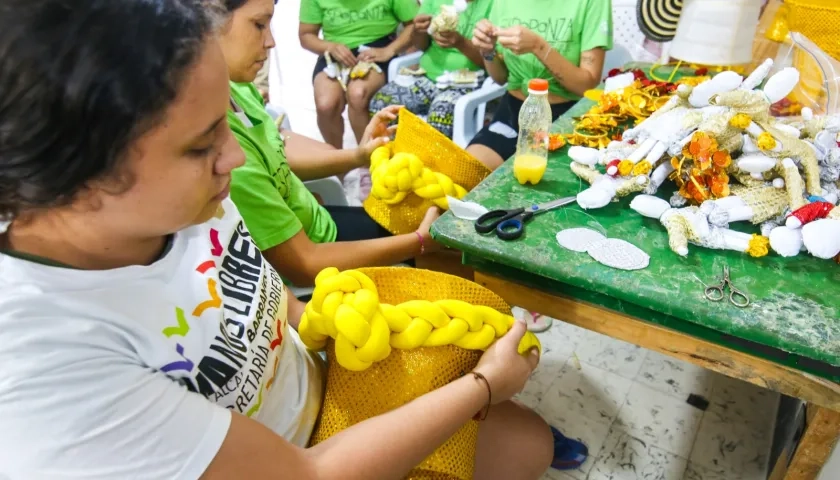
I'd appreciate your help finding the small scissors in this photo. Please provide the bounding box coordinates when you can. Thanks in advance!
[474,196,576,240]
[704,266,750,308]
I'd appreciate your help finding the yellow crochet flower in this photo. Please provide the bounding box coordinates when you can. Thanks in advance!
[746,234,770,257]
[631,160,652,176]
[617,160,634,176]
[729,113,752,129]
[757,132,777,151]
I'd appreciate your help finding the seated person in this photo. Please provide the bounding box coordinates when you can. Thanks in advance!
[369,0,492,139]
[0,2,588,478]
[299,0,418,148]
[467,0,613,169]
[221,0,442,287]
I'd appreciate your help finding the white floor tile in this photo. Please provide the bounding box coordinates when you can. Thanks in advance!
[516,355,569,409]
[589,425,688,480]
[541,470,578,480]
[540,361,634,426]
[613,382,703,459]
[540,320,591,360]
[689,414,773,479]
[536,413,612,480]
[573,330,647,380]
[635,350,718,401]
[684,461,765,480]
[706,375,780,430]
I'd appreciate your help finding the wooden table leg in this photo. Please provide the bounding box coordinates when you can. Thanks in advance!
[783,406,840,480]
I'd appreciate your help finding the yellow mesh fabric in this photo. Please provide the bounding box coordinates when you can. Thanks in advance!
[308,267,512,480]
[364,109,492,234]
[784,0,840,61]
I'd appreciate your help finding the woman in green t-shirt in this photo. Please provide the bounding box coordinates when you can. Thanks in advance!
[465,0,614,170]
[220,0,445,288]
[368,0,492,139]
[299,0,419,149]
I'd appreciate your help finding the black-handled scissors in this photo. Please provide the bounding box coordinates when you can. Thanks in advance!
[474,196,577,240]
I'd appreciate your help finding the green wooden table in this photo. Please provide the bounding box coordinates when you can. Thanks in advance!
[430,94,840,479]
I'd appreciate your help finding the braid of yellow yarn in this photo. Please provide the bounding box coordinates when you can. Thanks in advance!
[369,146,468,211]
[298,267,542,371]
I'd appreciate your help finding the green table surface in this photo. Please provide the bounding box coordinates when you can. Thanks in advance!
[431,90,840,381]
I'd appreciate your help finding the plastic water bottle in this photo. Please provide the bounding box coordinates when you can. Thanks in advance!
[513,79,552,185]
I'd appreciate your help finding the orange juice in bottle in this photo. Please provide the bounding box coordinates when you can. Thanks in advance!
[512,79,551,185]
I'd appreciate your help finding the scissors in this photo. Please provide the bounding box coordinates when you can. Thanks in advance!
[704,266,750,307]
[474,196,576,240]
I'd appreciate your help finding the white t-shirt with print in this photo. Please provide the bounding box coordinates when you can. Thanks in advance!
[0,199,324,480]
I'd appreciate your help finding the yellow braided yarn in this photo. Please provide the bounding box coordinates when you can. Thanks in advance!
[369,146,468,210]
[299,267,542,371]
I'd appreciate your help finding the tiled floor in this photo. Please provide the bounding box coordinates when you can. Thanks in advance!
[268,3,780,478]
[523,320,779,480]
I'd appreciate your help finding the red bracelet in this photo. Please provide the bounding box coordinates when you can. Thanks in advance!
[414,231,425,255]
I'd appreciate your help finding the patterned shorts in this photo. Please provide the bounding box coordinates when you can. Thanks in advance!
[369,76,478,139]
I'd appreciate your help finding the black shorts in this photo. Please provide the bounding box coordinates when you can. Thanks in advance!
[311,34,395,83]
[468,92,574,161]
[324,205,391,241]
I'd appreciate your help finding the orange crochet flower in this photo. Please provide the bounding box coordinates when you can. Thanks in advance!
[712,150,731,168]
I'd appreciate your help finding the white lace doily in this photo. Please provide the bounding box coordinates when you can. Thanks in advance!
[556,228,607,253]
[586,239,650,270]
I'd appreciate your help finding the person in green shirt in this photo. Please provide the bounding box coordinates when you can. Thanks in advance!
[465,0,614,170]
[220,0,442,287]
[299,0,420,149]
[368,0,492,138]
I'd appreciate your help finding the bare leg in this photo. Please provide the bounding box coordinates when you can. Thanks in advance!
[467,144,505,171]
[474,400,553,480]
[346,70,386,144]
[314,72,347,149]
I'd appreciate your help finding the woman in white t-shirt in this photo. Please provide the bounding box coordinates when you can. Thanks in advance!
[0,1,580,478]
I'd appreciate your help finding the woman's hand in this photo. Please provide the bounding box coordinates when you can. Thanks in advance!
[474,319,539,403]
[472,19,497,55]
[495,25,546,56]
[433,31,464,49]
[355,105,400,166]
[358,47,395,63]
[327,42,357,67]
[416,207,443,253]
[413,14,432,33]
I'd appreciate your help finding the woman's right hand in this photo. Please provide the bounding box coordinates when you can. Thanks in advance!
[327,42,357,67]
[413,14,432,33]
[474,319,539,404]
[415,206,443,254]
[472,19,497,55]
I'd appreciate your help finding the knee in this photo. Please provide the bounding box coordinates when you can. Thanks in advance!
[347,83,373,110]
[530,422,554,476]
[314,91,343,117]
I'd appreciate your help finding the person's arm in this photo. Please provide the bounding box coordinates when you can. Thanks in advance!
[472,19,508,85]
[205,317,537,480]
[284,106,399,181]
[298,23,330,56]
[452,33,485,70]
[287,295,306,329]
[411,14,433,51]
[534,43,605,96]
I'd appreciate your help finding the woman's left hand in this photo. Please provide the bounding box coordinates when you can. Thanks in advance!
[358,47,396,63]
[494,25,546,56]
[355,105,401,166]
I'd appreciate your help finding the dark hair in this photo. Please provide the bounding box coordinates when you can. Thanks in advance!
[0,0,223,219]
[223,0,277,12]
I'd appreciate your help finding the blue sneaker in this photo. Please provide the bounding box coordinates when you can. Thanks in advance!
[550,426,588,470]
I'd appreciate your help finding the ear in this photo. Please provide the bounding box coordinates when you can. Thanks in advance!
[763,67,800,104]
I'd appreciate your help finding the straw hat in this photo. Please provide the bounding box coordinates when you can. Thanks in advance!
[637,0,684,42]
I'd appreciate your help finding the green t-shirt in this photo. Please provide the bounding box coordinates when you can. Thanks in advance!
[418,0,493,82]
[300,0,419,49]
[491,0,613,99]
[227,82,337,251]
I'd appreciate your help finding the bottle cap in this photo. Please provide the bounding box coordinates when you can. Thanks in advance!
[528,79,549,92]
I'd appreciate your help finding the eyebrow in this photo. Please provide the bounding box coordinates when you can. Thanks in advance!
[193,116,225,141]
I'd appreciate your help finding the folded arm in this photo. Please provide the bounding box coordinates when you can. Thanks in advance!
[535,43,605,97]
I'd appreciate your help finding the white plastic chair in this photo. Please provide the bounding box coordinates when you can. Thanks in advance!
[388,51,506,148]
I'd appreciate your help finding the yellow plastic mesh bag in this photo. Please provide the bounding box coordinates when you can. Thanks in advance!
[308,267,512,480]
[784,0,840,61]
[363,108,492,235]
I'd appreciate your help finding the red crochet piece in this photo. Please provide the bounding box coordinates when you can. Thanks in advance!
[789,202,834,226]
